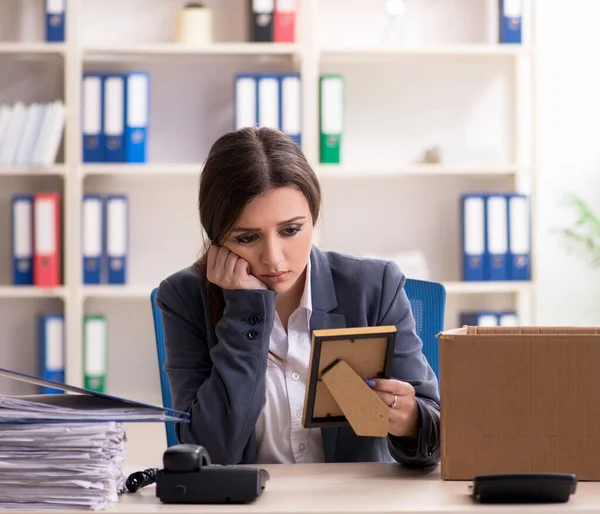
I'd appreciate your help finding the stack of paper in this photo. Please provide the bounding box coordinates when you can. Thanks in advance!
[0,368,190,511]
[0,422,127,510]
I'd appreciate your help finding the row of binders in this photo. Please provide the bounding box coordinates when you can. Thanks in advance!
[0,101,65,165]
[43,0,521,45]
[247,1,522,45]
[11,193,61,287]
[461,193,531,282]
[38,313,107,394]
[249,0,297,43]
[82,194,129,285]
[82,72,149,163]
[10,193,129,287]
[235,73,344,163]
[459,310,519,327]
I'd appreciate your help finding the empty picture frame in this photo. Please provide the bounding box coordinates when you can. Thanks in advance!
[302,325,397,430]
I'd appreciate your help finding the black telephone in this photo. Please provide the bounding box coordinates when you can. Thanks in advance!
[123,444,270,504]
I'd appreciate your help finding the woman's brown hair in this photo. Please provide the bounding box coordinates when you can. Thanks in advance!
[197,126,322,326]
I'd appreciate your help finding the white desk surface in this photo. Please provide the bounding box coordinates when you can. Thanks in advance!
[20,462,600,514]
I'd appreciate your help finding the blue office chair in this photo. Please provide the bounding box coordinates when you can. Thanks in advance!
[404,278,446,381]
[150,279,446,447]
[150,288,179,448]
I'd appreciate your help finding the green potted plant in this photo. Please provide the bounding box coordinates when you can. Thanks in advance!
[557,194,600,268]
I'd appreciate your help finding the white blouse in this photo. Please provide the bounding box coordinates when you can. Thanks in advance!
[255,259,325,463]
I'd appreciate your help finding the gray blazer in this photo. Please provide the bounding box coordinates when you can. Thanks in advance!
[156,246,441,467]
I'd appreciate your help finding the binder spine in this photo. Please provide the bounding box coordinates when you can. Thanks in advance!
[249,0,274,42]
[82,74,105,163]
[84,314,107,393]
[499,0,522,44]
[319,74,343,164]
[11,194,34,286]
[485,194,509,281]
[461,194,486,281]
[82,194,103,284]
[274,0,296,43]
[39,314,65,394]
[125,72,150,163]
[45,0,66,42]
[33,192,61,287]
[280,73,301,146]
[508,193,531,280]
[103,75,125,163]
[104,195,128,285]
[234,74,258,130]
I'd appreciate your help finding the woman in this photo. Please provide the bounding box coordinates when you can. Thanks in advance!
[156,126,440,467]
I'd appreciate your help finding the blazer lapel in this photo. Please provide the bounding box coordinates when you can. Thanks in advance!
[308,246,346,463]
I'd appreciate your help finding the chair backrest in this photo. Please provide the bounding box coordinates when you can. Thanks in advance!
[404,278,446,381]
[150,288,179,448]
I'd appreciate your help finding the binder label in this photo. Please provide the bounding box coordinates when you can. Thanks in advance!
[83,77,102,136]
[253,0,275,13]
[276,0,295,12]
[321,78,343,134]
[127,74,149,127]
[85,319,106,376]
[509,196,529,254]
[281,76,301,136]
[503,0,522,17]
[35,199,56,256]
[258,77,279,129]
[487,196,508,254]
[104,77,124,137]
[83,198,102,257]
[235,77,257,129]
[46,317,64,371]
[47,0,65,14]
[13,200,32,259]
[464,197,485,255]
[107,198,127,257]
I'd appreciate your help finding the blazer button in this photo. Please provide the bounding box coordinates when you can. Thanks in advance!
[248,330,259,340]
[250,314,261,325]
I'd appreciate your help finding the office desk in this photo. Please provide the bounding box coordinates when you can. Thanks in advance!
[20,462,600,514]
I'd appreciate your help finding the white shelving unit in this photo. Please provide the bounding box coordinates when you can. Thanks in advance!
[0,0,537,452]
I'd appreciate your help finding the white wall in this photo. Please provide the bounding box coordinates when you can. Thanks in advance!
[535,0,600,325]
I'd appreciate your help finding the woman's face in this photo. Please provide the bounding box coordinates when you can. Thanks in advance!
[223,186,314,294]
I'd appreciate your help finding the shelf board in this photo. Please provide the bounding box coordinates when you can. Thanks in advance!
[0,43,66,55]
[317,164,522,179]
[83,43,299,59]
[320,44,527,59]
[442,281,532,295]
[81,285,155,299]
[81,163,203,177]
[0,165,66,176]
[0,286,67,299]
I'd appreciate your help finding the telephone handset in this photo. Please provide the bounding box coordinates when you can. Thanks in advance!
[123,444,270,504]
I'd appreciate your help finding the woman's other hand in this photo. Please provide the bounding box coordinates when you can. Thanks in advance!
[366,378,420,438]
[207,245,268,291]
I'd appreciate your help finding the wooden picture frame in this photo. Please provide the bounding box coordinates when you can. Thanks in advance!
[301,325,397,437]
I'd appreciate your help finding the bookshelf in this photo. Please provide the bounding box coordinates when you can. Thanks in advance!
[0,0,537,459]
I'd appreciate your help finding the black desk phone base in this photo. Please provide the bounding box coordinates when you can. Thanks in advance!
[124,444,270,504]
[470,473,578,503]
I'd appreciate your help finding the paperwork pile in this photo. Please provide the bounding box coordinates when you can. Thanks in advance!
[0,376,188,511]
[0,421,127,510]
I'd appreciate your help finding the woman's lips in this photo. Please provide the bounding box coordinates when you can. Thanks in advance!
[260,271,289,284]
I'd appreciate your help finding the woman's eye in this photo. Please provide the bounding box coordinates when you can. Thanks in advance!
[237,234,258,244]
[282,226,301,236]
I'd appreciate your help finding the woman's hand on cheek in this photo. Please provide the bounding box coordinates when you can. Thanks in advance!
[366,378,420,438]
[206,245,268,291]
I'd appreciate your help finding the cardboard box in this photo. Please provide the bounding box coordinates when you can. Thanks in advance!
[438,326,600,481]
